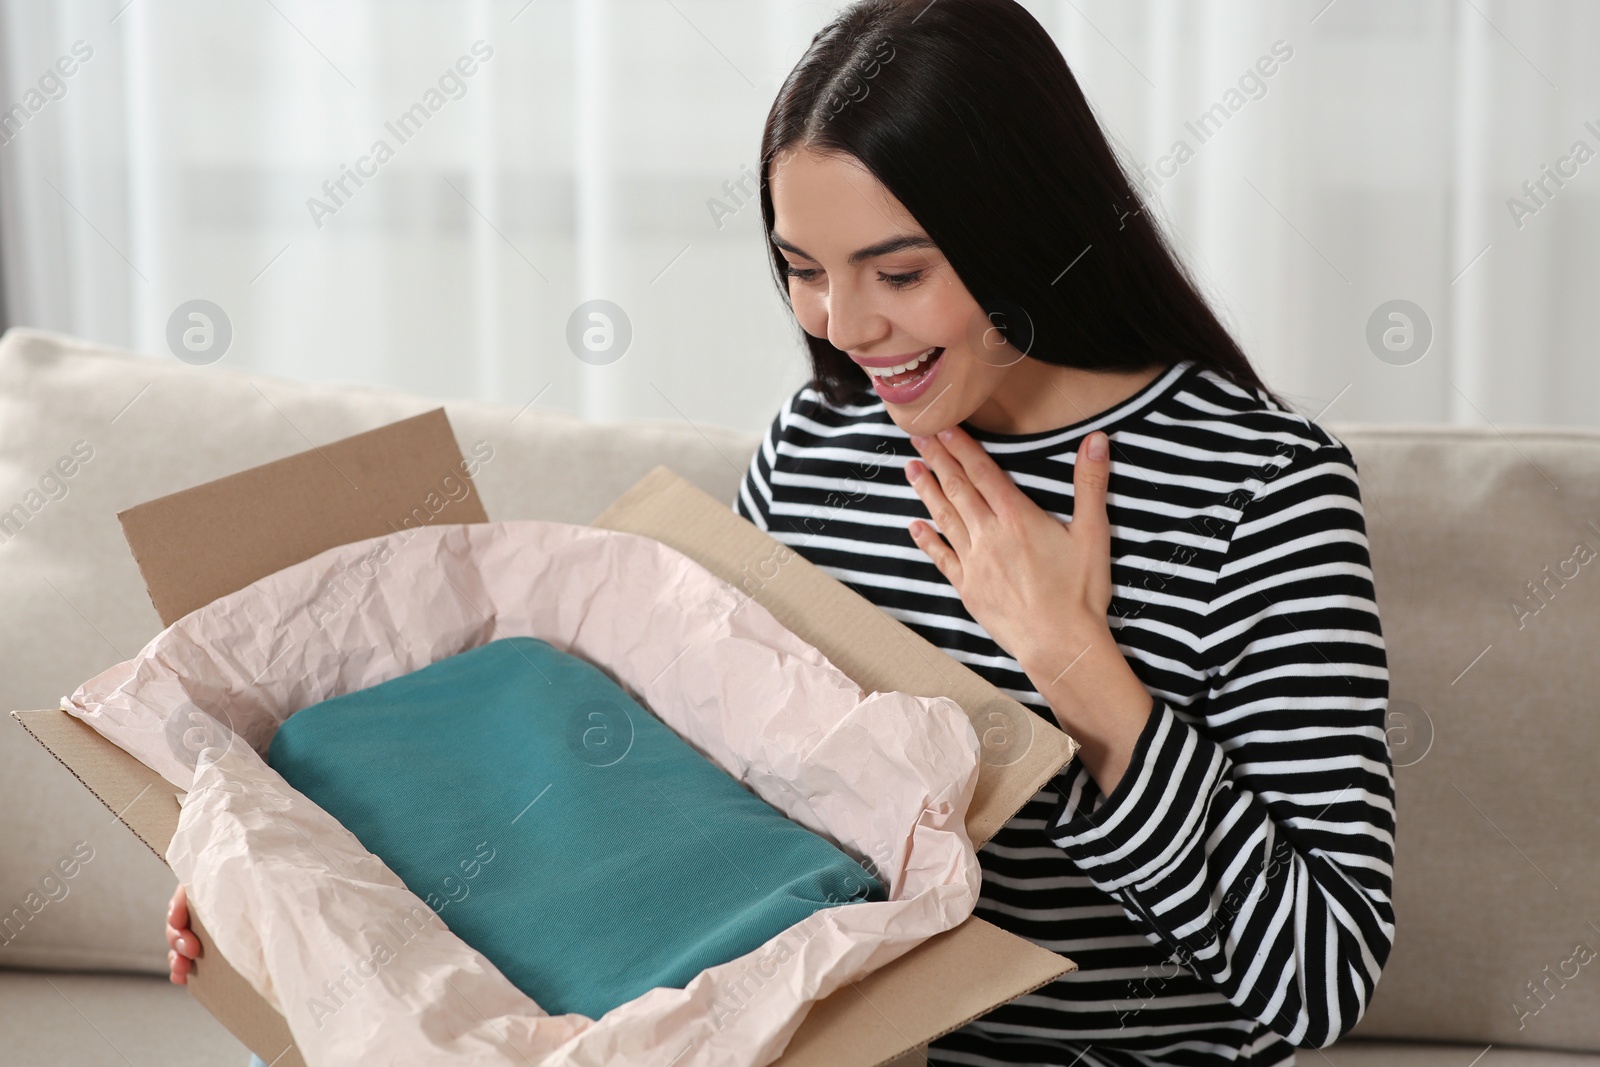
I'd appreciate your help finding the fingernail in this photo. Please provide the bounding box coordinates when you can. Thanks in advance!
[909,435,927,450]
[937,427,954,442]
[905,460,923,480]
[1087,432,1108,461]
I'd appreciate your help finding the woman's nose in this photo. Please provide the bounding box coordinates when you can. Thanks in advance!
[825,284,885,355]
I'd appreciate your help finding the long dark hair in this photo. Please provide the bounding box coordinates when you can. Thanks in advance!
[758,0,1288,412]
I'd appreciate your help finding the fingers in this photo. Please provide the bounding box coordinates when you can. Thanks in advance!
[1070,431,1112,542]
[166,922,200,959]
[907,517,962,584]
[168,949,192,985]
[167,884,187,929]
[908,431,997,531]
[918,427,1027,522]
[166,884,201,960]
[905,456,971,558]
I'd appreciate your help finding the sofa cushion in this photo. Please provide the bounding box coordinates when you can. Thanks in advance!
[1322,1038,1600,1066]
[0,970,251,1063]
[0,326,759,974]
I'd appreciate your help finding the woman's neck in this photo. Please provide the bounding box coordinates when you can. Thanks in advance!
[963,359,1170,435]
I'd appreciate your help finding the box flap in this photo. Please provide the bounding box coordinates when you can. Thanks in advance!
[118,408,486,626]
[591,465,1079,850]
[14,411,1081,1067]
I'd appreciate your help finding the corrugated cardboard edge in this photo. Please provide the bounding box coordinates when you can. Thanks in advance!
[12,422,1082,1067]
[11,710,179,864]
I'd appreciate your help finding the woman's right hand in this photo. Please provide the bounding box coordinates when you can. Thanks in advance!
[165,884,202,984]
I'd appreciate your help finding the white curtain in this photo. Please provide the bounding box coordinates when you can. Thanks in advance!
[0,0,1594,437]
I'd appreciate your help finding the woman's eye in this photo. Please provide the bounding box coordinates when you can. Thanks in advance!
[783,265,923,287]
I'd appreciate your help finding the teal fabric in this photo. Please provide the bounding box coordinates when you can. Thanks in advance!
[267,636,883,1020]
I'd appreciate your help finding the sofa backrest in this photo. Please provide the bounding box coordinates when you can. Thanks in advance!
[1330,421,1600,1051]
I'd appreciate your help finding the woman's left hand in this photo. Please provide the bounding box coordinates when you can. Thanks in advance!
[904,425,1114,676]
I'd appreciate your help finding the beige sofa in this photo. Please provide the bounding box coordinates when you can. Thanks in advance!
[2,327,1597,1066]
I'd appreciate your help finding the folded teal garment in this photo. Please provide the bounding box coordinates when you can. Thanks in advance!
[267,636,883,1020]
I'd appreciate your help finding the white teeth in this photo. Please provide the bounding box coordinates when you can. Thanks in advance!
[866,347,939,378]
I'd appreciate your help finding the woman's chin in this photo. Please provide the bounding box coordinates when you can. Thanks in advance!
[885,407,957,439]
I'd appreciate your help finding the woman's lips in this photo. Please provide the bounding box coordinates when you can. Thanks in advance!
[869,347,945,404]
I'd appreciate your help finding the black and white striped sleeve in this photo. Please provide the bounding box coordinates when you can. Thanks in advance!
[1045,440,1395,1049]
[733,393,792,529]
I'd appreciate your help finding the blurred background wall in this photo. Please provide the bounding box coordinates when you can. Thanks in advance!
[0,0,1594,436]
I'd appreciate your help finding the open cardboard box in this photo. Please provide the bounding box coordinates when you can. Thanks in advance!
[12,409,1079,1067]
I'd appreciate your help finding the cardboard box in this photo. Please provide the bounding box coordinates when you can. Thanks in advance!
[12,408,1079,1067]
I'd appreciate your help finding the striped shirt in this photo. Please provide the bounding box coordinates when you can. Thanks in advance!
[732,358,1394,1067]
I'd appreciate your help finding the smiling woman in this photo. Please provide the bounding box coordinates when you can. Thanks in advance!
[738,1,1395,1066]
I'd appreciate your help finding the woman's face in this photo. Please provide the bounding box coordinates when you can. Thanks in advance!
[768,146,1026,436]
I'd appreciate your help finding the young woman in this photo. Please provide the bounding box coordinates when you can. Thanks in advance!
[731,1,1395,1064]
[172,2,1393,1064]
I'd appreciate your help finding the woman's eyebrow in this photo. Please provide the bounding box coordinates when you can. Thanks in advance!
[770,231,938,265]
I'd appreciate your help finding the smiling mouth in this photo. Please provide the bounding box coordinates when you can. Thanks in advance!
[863,347,943,387]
